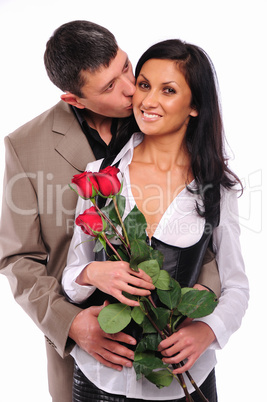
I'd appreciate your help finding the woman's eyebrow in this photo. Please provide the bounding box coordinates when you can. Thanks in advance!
[138,74,178,86]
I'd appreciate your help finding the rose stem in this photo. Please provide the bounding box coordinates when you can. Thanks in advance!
[142,301,192,400]
[113,196,130,247]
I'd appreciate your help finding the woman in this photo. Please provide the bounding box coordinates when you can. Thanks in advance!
[62,40,249,401]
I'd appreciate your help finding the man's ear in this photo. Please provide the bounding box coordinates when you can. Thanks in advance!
[60,93,85,109]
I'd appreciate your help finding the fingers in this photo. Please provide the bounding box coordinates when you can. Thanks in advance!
[130,268,154,287]
[86,261,155,301]
[158,334,197,373]
[112,291,140,307]
[158,322,216,374]
[112,263,155,291]
[172,356,196,374]
[126,275,155,292]
[158,332,182,359]
[89,352,124,372]
[89,302,108,316]
[108,331,136,346]
[88,339,135,371]
[79,303,137,371]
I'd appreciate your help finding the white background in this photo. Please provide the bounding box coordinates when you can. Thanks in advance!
[0,0,266,401]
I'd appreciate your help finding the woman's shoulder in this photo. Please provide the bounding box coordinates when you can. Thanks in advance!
[219,185,241,227]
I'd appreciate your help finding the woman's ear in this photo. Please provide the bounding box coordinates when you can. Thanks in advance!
[190,107,198,117]
[60,93,85,109]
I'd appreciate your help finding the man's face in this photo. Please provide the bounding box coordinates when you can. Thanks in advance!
[77,48,136,118]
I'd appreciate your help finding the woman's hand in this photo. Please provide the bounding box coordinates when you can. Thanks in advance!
[158,321,216,374]
[76,260,155,306]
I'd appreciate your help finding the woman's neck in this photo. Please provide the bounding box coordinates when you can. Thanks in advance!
[133,134,191,172]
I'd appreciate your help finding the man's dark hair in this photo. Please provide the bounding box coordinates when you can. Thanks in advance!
[44,20,118,97]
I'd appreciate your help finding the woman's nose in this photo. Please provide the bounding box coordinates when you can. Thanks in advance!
[141,91,158,109]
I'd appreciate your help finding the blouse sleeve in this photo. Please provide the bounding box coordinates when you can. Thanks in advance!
[195,187,249,349]
[62,159,103,304]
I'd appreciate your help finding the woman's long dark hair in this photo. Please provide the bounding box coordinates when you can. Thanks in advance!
[134,39,242,225]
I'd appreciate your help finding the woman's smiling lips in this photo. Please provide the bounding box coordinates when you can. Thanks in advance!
[141,111,162,121]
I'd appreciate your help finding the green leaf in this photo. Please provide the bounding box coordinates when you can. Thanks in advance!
[178,290,218,318]
[141,315,157,334]
[93,238,104,253]
[101,194,126,225]
[122,292,139,302]
[129,239,151,271]
[133,352,166,380]
[149,306,170,331]
[131,306,146,325]
[146,369,173,389]
[149,248,164,268]
[124,206,147,241]
[154,270,171,290]
[181,287,192,296]
[138,259,160,284]
[170,313,184,332]
[135,333,162,353]
[157,278,181,309]
[98,303,131,333]
[116,246,130,262]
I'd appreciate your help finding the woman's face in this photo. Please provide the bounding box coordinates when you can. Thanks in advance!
[133,59,198,138]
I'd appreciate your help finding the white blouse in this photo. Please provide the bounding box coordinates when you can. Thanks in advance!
[62,133,249,400]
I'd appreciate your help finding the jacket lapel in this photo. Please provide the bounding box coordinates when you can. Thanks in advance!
[52,101,95,172]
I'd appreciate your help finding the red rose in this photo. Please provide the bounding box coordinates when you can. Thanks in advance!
[75,206,104,237]
[72,171,99,199]
[94,166,121,197]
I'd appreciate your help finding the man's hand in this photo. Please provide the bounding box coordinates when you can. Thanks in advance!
[69,301,136,371]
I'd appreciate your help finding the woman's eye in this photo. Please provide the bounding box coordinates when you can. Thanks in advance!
[138,82,150,90]
[163,87,176,94]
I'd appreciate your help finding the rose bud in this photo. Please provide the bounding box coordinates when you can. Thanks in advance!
[75,206,105,237]
[95,166,121,197]
[71,171,99,199]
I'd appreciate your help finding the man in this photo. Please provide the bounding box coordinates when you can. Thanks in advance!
[0,20,138,402]
[0,20,220,402]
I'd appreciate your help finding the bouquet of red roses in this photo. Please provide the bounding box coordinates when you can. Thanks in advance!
[70,165,218,402]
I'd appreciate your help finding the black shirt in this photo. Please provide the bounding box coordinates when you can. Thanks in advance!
[71,106,118,160]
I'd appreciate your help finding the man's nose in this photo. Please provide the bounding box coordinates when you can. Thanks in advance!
[121,75,136,96]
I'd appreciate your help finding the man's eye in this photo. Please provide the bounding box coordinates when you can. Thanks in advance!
[105,82,115,92]
[123,62,129,72]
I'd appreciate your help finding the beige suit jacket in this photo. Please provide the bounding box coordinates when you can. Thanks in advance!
[0,100,95,357]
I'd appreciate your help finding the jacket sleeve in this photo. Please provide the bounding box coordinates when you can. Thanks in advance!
[0,137,81,358]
